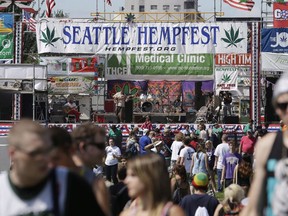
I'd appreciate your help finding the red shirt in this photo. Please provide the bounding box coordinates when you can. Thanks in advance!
[240,136,256,154]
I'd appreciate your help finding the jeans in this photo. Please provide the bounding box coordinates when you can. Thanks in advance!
[106,164,118,184]
[217,169,223,192]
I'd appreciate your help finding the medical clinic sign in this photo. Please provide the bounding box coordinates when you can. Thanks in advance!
[36,20,247,54]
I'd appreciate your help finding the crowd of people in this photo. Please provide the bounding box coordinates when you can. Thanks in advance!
[3,74,288,215]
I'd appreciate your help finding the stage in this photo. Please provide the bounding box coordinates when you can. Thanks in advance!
[94,112,189,124]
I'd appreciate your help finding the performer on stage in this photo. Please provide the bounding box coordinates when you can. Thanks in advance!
[63,98,81,122]
[113,89,126,123]
[173,95,183,113]
[223,91,233,117]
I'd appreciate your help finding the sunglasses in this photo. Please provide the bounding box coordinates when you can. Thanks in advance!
[89,142,106,151]
[16,145,52,158]
[276,102,288,111]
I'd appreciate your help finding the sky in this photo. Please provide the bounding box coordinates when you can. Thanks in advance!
[47,0,264,19]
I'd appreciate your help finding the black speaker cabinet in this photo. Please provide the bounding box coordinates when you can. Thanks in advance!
[186,112,196,123]
[125,100,133,123]
[223,116,239,124]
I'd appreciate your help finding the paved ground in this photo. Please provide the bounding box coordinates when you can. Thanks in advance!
[0,137,10,172]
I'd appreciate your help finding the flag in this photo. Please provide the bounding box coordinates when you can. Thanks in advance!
[224,0,255,11]
[46,0,55,17]
[106,0,111,6]
[0,0,36,13]
[23,11,36,32]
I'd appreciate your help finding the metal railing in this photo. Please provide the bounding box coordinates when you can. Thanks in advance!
[90,12,224,23]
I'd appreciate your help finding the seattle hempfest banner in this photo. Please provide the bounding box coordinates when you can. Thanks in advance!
[36,20,248,80]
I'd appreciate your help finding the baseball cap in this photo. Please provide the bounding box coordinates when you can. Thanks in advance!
[143,129,149,135]
[273,74,288,105]
[192,173,209,189]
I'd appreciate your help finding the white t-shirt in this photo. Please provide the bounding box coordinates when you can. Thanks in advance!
[170,140,183,161]
[179,146,195,173]
[113,92,125,107]
[214,142,229,169]
[199,130,208,142]
[105,146,121,166]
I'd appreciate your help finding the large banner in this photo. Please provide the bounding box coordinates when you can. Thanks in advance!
[215,67,239,94]
[0,13,13,60]
[273,2,288,28]
[36,20,248,54]
[106,54,213,80]
[262,52,288,71]
[262,28,288,53]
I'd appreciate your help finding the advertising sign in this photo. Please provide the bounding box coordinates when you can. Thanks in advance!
[262,52,288,71]
[36,20,248,54]
[262,28,288,53]
[215,67,239,94]
[0,13,13,60]
[41,56,98,76]
[273,2,288,28]
[106,54,213,81]
[48,76,95,94]
[215,53,252,66]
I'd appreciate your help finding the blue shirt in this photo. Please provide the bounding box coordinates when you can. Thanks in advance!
[139,135,151,154]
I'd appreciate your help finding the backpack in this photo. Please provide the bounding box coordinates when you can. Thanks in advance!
[194,206,209,216]
[172,186,189,204]
[125,143,138,158]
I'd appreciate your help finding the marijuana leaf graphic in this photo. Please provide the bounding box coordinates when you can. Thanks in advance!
[125,13,136,23]
[221,26,245,48]
[115,83,139,102]
[280,35,287,42]
[222,74,231,83]
[40,27,61,47]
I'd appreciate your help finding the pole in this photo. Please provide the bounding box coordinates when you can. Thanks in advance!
[32,64,35,121]
[104,0,106,20]
[214,0,216,22]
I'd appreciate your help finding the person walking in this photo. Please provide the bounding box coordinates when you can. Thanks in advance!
[213,134,230,192]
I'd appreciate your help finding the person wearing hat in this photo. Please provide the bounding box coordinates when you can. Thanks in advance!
[179,173,219,216]
[240,74,288,216]
[239,129,256,157]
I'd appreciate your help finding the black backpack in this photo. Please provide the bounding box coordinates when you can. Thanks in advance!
[125,143,138,158]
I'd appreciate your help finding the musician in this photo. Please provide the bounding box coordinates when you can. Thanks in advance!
[173,95,183,113]
[113,89,126,123]
[223,92,232,117]
[63,98,81,122]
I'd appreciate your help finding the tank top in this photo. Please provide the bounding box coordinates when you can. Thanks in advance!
[192,152,208,175]
[262,131,288,216]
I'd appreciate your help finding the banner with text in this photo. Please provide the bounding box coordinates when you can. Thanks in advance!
[215,67,239,94]
[262,28,288,53]
[273,2,288,28]
[215,53,252,66]
[262,52,288,71]
[48,76,95,94]
[106,54,213,80]
[41,56,98,76]
[0,13,13,60]
[36,20,248,54]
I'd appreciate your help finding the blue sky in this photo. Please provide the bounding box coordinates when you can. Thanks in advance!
[48,0,263,19]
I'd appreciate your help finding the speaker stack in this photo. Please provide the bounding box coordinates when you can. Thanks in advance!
[223,116,239,124]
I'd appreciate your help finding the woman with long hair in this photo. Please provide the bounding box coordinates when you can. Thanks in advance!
[120,153,185,216]
[190,143,209,177]
[214,184,246,216]
[170,164,191,204]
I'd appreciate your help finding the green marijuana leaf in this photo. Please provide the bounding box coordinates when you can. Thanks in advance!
[221,26,245,48]
[222,74,231,83]
[125,13,136,23]
[40,27,61,47]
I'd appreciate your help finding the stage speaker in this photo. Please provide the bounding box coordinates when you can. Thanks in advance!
[125,100,133,123]
[105,115,118,123]
[0,93,12,120]
[104,100,115,113]
[186,112,196,123]
[223,116,239,124]
[21,94,33,118]
[195,82,205,110]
